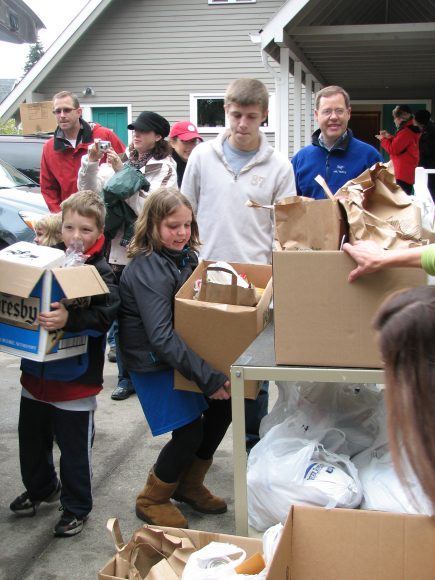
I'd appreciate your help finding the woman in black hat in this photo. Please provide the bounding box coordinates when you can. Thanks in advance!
[125,111,176,188]
[104,111,177,401]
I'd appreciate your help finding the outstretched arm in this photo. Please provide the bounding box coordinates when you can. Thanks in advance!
[343,241,427,282]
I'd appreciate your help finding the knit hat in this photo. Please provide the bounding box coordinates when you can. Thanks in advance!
[169,121,203,142]
[414,109,431,124]
[128,111,170,138]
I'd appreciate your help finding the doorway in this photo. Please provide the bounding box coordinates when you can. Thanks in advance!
[348,112,381,150]
[91,106,128,145]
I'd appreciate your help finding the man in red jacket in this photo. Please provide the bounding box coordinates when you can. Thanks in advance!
[40,91,126,212]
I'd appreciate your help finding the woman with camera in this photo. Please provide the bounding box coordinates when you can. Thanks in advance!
[77,111,177,400]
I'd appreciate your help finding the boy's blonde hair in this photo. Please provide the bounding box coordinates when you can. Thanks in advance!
[224,78,269,113]
[60,190,106,231]
[128,187,200,257]
[34,213,62,246]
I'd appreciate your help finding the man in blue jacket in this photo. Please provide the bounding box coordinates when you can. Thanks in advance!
[292,85,382,199]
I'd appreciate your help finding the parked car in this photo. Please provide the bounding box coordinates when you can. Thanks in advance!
[0,133,51,183]
[0,157,48,249]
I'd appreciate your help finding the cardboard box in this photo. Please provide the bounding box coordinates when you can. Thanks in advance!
[174,261,272,399]
[19,101,57,134]
[0,242,109,361]
[267,505,435,580]
[273,250,426,368]
[98,522,263,580]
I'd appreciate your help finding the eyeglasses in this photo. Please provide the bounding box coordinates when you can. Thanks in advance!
[318,108,348,118]
[52,107,78,115]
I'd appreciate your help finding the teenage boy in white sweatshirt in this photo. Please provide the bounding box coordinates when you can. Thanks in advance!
[181,78,297,447]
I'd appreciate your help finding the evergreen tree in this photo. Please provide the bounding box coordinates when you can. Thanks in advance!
[23,39,44,76]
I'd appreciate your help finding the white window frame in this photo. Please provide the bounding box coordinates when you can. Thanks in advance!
[208,0,256,4]
[189,93,276,134]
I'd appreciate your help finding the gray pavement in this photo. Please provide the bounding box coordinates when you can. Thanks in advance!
[0,350,241,580]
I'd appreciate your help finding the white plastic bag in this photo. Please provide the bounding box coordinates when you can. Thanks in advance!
[181,541,266,579]
[353,442,433,516]
[181,542,246,579]
[206,261,249,287]
[247,424,362,531]
[260,381,384,457]
[413,167,435,233]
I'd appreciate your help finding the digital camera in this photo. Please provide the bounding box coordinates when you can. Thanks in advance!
[98,140,111,151]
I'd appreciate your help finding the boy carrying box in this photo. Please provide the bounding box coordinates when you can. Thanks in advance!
[9,190,120,537]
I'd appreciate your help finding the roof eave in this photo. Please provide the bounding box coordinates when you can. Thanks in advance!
[0,0,115,122]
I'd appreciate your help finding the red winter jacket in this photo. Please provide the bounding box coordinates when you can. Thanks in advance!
[380,120,421,185]
[40,119,126,212]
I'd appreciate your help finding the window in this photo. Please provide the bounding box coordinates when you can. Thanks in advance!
[190,93,276,134]
[209,0,256,4]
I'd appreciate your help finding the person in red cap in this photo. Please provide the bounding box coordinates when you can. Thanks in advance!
[169,121,203,186]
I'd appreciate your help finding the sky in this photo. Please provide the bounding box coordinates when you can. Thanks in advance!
[0,0,90,79]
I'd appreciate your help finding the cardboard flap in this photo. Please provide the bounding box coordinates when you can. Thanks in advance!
[268,506,435,580]
[0,261,44,297]
[52,265,109,299]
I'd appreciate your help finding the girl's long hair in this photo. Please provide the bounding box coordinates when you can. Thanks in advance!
[373,285,435,510]
[127,187,200,257]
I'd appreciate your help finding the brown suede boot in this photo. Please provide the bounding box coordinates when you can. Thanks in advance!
[136,468,188,528]
[172,457,227,514]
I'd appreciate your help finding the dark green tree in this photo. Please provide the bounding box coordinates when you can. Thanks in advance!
[23,38,44,76]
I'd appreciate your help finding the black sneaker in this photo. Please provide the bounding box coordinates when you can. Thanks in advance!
[53,507,88,537]
[10,481,61,517]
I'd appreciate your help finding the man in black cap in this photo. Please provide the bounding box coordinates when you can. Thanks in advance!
[414,109,435,201]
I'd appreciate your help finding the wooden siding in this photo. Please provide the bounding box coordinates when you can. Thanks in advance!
[35,0,293,147]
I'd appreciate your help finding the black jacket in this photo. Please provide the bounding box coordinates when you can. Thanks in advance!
[118,247,227,396]
[419,121,435,169]
[172,149,187,187]
[21,244,120,387]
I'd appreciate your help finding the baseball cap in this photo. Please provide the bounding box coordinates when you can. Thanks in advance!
[169,121,203,142]
[127,111,170,138]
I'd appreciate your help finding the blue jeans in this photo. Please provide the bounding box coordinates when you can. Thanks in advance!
[245,381,269,448]
[113,319,133,390]
[107,321,116,348]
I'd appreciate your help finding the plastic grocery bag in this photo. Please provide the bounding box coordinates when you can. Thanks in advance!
[413,166,435,235]
[181,542,267,579]
[247,424,363,531]
[260,382,385,457]
[181,542,246,579]
[353,442,433,516]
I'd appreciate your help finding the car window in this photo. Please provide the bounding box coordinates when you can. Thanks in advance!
[0,141,44,183]
[0,158,37,188]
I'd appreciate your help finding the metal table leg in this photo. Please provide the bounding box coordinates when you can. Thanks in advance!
[231,365,249,536]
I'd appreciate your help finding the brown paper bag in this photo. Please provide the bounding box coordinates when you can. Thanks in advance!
[197,265,258,307]
[274,196,347,251]
[336,162,429,249]
[99,518,196,580]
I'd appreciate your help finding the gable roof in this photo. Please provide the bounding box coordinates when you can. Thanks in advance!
[257,0,435,100]
[0,0,45,43]
[0,0,115,121]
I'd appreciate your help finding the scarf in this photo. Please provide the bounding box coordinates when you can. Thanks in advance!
[127,143,153,170]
